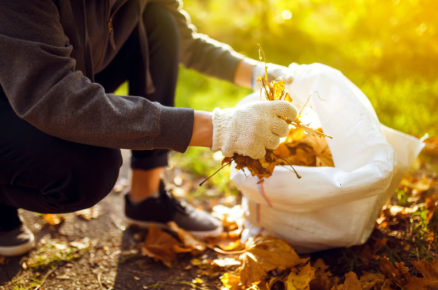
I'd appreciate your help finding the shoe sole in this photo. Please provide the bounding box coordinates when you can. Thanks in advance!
[0,235,35,257]
[124,217,223,239]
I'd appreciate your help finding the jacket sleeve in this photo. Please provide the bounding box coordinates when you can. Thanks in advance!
[154,0,245,82]
[0,1,194,152]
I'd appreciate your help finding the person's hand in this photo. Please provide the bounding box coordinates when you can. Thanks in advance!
[252,62,294,92]
[211,101,297,159]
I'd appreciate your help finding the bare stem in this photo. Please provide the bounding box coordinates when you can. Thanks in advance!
[199,161,231,186]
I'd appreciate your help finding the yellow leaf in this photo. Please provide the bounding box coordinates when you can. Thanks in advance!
[284,263,315,290]
[221,271,241,290]
[332,272,361,290]
[168,221,206,253]
[239,235,307,287]
[42,213,64,225]
[140,225,180,268]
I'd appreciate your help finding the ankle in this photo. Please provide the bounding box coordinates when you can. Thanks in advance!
[128,190,159,204]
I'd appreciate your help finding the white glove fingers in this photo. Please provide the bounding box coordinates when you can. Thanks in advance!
[271,118,290,137]
[269,101,298,122]
[248,144,266,160]
[265,134,281,150]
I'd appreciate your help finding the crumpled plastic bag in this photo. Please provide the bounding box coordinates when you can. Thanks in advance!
[231,63,424,253]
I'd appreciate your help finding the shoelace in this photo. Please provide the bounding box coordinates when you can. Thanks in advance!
[160,190,188,216]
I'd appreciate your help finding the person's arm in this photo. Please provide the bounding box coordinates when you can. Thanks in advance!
[0,1,194,152]
[157,1,293,90]
[189,111,212,147]
[234,59,257,89]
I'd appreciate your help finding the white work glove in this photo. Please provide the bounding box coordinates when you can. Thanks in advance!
[211,101,297,159]
[252,62,294,92]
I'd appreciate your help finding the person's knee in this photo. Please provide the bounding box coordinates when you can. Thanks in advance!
[41,148,122,213]
[73,148,122,210]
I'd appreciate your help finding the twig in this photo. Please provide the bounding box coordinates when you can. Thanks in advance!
[272,153,302,179]
[35,265,58,290]
[292,122,333,139]
[97,271,104,290]
[199,161,231,186]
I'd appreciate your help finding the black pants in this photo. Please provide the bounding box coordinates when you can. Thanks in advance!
[0,4,179,230]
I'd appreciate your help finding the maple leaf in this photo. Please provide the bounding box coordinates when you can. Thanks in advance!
[239,235,308,287]
[283,263,315,290]
[140,225,180,268]
[310,259,340,290]
[332,272,361,290]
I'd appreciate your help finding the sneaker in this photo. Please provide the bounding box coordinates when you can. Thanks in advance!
[0,224,35,256]
[124,182,222,238]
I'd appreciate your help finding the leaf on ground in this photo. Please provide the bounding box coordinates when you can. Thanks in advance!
[220,271,241,290]
[168,221,206,253]
[42,214,64,226]
[140,225,180,268]
[358,272,392,290]
[283,263,315,290]
[75,205,101,221]
[333,272,361,290]
[379,258,410,287]
[310,259,339,289]
[405,259,438,289]
[239,235,307,287]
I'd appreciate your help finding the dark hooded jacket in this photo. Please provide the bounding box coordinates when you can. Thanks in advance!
[0,0,243,152]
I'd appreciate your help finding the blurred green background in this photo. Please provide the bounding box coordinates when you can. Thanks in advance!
[177,0,437,137]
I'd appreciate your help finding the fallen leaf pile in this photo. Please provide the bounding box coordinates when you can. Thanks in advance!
[222,64,333,182]
[135,150,438,289]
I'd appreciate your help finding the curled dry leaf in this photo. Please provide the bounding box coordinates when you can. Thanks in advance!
[42,213,64,226]
[75,205,101,221]
[140,225,180,268]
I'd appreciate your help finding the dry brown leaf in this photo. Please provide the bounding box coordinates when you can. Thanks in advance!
[422,136,438,156]
[75,205,100,221]
[310,259,339,290]
[379,258,410,287]
[284,263,315,290]
[42,213,64,225]
[239,235,307,287]
[140,225,180,268]
[335,272,362,290]
[405,259,438,289]
[359,272,392,290]
[168,221,206,253]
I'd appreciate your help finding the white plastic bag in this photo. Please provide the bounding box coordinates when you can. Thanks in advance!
[231,63,424,253]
